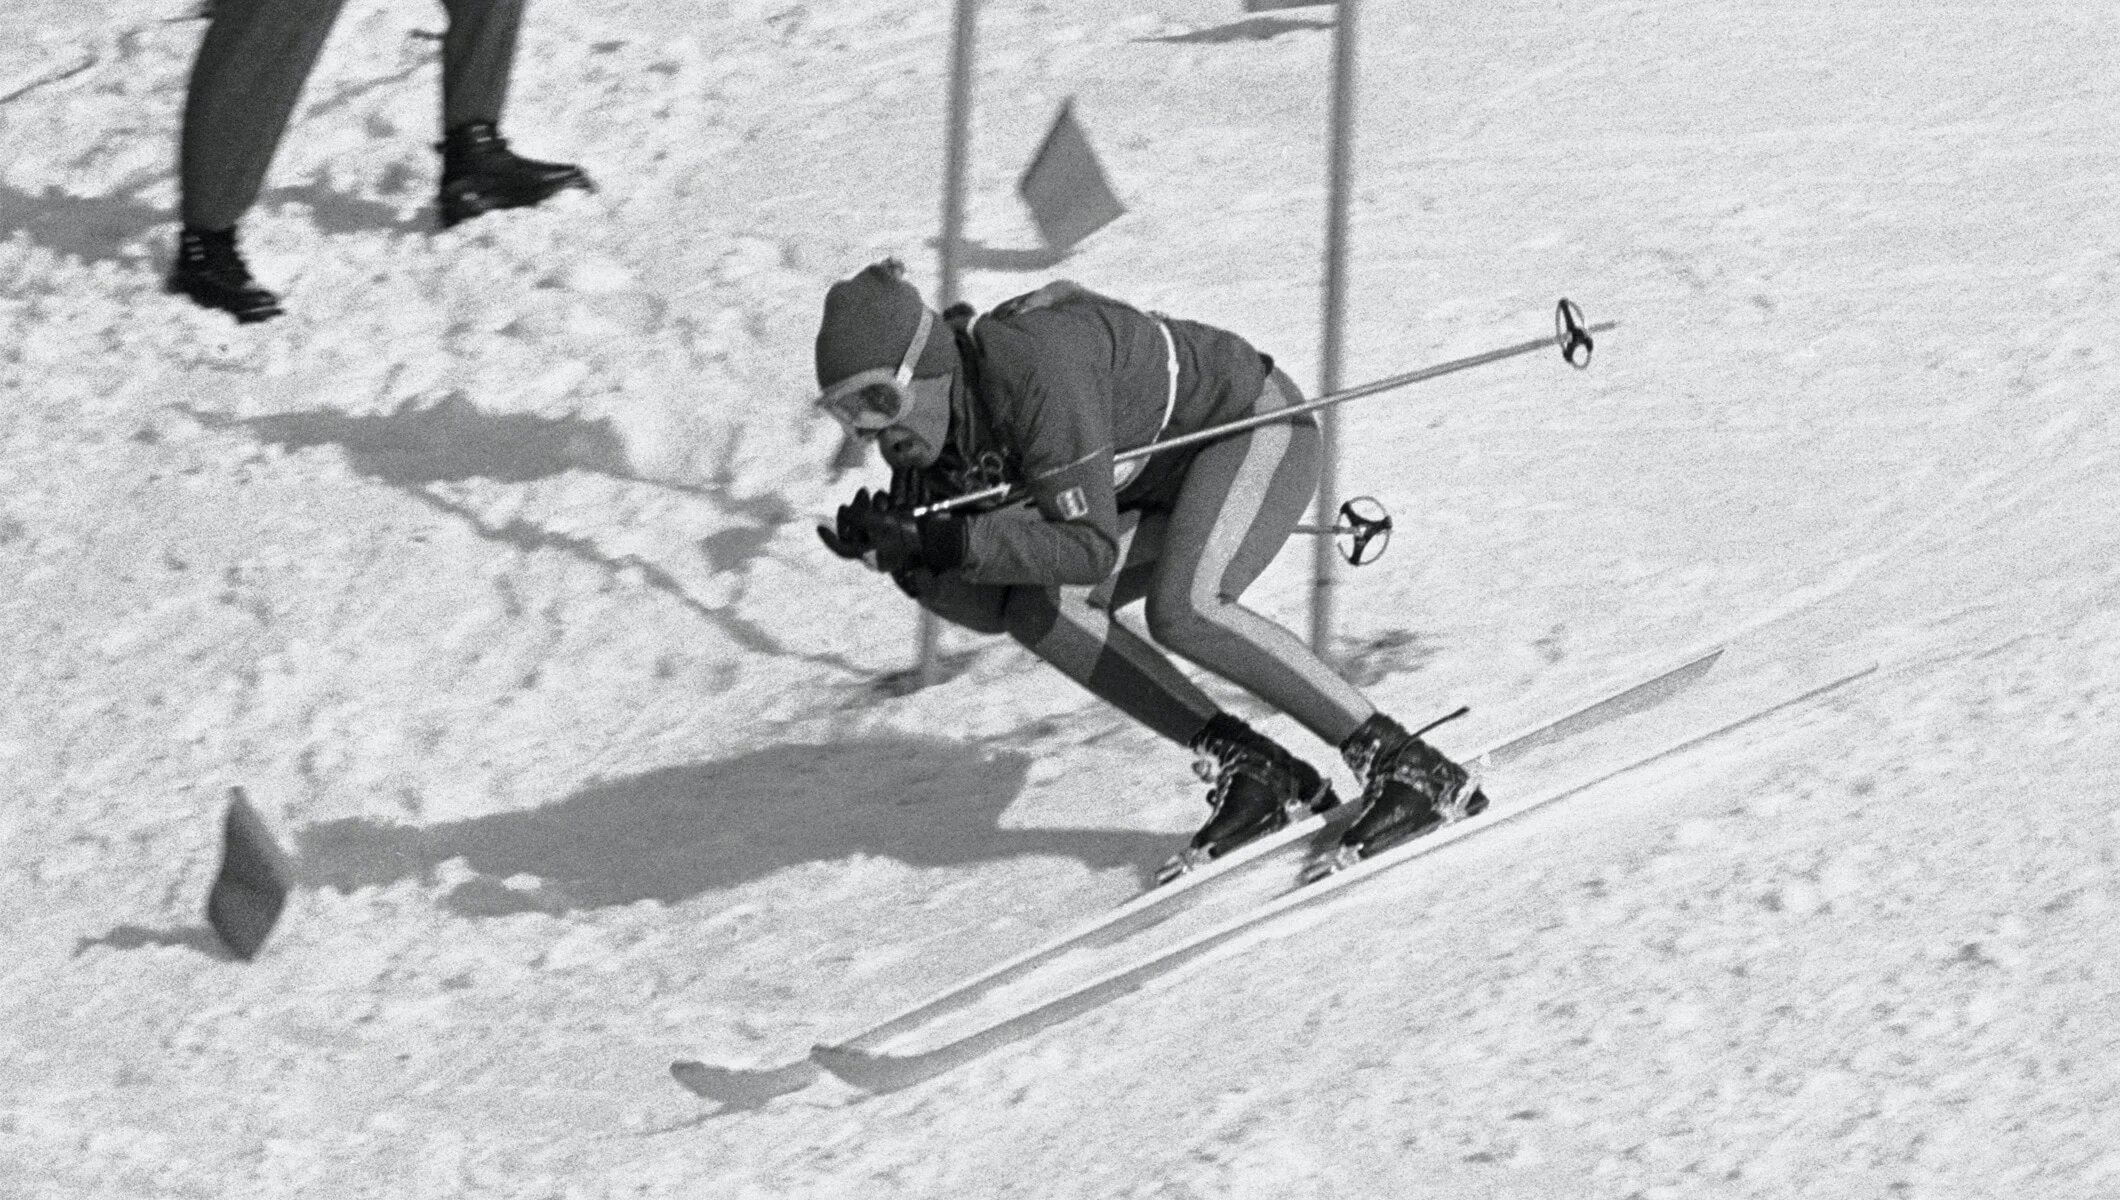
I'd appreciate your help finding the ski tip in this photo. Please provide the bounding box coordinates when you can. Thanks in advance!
[808,1042,870,1071]
[809,1043,888,1089]
[668,1058,820,1106]
[812,1041,954,1094]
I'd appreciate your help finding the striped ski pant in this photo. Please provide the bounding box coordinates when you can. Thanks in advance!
[915,368,1375,750]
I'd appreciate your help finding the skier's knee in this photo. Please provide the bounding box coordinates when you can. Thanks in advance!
[1143,591,1218,655]
[912,571,1010,635]
[1001,586,1064,645]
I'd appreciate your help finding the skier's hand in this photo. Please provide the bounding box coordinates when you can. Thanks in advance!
[815,521,874,567]
[889,465,938,511]
[850,506,925,575]
[838,493,968,576]
[817,486,893,568]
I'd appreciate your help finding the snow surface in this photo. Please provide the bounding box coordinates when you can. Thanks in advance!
[4,0,2118,1195]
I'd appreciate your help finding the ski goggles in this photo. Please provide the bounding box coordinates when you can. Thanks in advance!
[814,305,943,437]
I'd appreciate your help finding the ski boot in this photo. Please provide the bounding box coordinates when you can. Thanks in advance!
[436,121,595,229]
[1156,713,1339,886]
[166,225,283,324]
[1305,712,1486,881]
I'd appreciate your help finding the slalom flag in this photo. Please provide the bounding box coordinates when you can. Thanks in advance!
[1017,99,1125,253]
[205,787,295,961]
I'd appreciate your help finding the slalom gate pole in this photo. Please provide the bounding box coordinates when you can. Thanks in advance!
[913,300,1614,518]
[1313,0,1361,660]
[915,0,979,687]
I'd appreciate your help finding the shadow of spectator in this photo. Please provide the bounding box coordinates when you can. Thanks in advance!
[186,395,856,671]
[260,179,425,236]
[0,181,165,266]
[183,392,631,485]
[188,393,806,578]
[1136,16,1334,44]
[697,522,779,574]
[0,175,420,268]
[296,734,1169,916]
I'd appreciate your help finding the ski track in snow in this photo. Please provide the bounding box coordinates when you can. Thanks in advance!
[3,0,2118,1196]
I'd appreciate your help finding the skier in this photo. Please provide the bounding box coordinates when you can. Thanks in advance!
[168,0,594,323]
[812,259,1485,880]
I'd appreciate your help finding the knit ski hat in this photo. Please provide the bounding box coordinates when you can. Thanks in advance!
[814,258,957,389]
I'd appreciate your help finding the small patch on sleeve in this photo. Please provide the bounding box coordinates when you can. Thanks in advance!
[1053,486,1089,521]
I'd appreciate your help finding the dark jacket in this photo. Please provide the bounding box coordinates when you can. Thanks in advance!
[919,282,1269,587]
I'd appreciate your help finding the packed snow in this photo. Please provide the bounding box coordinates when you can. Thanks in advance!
[3,0,2117,1196]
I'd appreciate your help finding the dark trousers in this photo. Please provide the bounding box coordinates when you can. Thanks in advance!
[179,0,527,229]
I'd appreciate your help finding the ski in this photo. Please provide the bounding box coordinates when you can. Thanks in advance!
[671,645,1725,1102]
[810,656,1876,1093]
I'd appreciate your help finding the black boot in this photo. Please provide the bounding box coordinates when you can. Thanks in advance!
[436,121,594,228]
[1157,713,1339,885]
[166,225,283,324]
[1334,712,1486,862]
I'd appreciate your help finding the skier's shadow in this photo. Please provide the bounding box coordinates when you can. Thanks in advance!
[297,735,1170,916]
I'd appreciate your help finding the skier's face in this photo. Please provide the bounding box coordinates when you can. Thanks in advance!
[878,422,939,470]
[876,365,953,470]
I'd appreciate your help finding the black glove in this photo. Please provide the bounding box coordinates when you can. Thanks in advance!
[817,486,889,565]
[853,504,968,576]
[817,487,968,575]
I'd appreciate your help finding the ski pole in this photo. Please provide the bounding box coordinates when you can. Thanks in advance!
[916,298,1611,518]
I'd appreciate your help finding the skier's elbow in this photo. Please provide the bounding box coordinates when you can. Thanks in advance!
[1051,532,1119,586]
